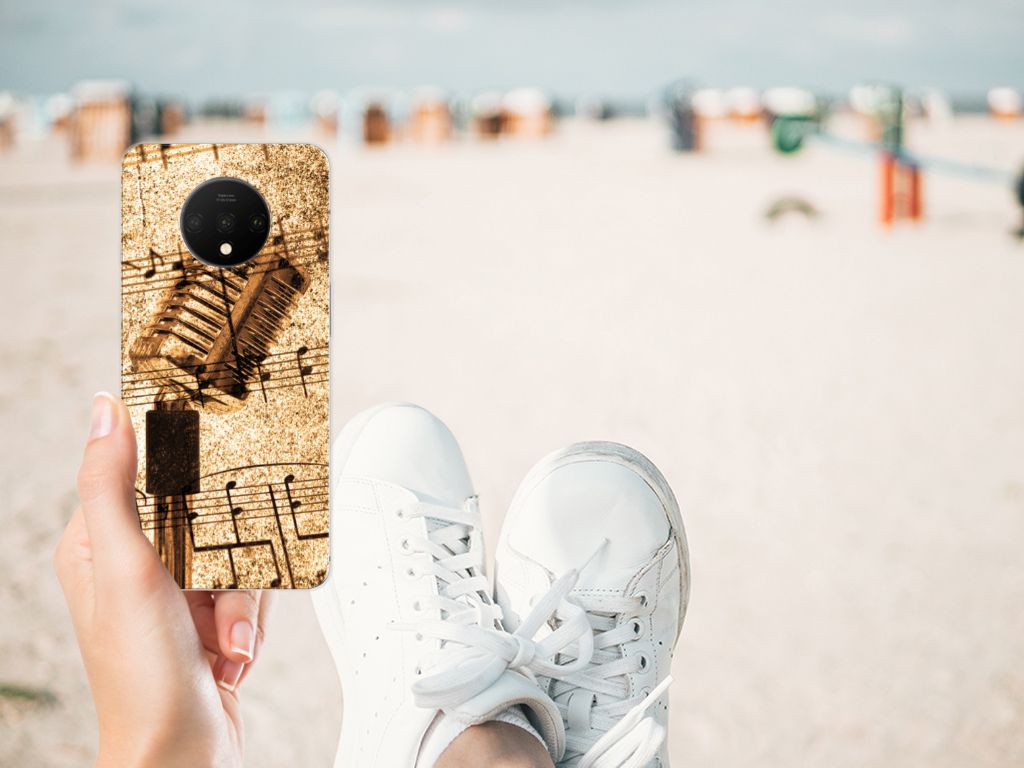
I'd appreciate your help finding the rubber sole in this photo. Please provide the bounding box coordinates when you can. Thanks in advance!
[310,402,424,768]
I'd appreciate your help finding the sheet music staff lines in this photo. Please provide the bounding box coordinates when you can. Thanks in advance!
[138,487,327,524]
[120,346,327,406]
[120,228,328,297]
[120,226,326,286]
[137,467,329,589]
[123,347,327,383]
[137,484,327,528]
[137,467,326,511]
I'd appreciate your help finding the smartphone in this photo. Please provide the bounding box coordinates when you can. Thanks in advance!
[120,143,330,589]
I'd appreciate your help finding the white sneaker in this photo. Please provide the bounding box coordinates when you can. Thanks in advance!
[313,404,593,767]
[495,442,691,768]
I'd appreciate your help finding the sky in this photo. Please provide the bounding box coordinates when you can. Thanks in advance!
[1,0,1022,100]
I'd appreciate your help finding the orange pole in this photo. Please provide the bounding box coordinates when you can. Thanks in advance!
[879,152,895,226]
[908,163,923,221]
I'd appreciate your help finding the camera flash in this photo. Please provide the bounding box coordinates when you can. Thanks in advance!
[220,242,233,256]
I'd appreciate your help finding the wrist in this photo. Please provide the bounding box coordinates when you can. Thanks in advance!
[96,731,220,768]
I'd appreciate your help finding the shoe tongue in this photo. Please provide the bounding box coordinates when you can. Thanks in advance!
[445,670,566,761]
[422,495,475,551]
[422,511,471,557]
[424,516,453,534]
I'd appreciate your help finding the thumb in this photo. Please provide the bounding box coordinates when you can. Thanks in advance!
[76,392,155,580]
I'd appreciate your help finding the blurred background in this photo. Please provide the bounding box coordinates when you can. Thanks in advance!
[1,1,1023,766]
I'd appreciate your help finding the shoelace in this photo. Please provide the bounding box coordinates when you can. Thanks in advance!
[547,590,672,768]
[390,499,596,714]
[571,677,671,768]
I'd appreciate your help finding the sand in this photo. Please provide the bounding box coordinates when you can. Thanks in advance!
[1,115,1023,767]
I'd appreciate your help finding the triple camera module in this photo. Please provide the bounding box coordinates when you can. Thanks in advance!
[179,177,271,267]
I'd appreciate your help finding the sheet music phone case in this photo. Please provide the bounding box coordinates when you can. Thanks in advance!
[121,143,329,589]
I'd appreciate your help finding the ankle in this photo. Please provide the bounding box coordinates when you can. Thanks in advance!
[435,721,554,768]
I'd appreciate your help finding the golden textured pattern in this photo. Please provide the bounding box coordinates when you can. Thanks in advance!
[121,143,329,589]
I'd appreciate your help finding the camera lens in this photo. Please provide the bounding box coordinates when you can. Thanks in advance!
[180,177,271,267]
[216,212,236,234]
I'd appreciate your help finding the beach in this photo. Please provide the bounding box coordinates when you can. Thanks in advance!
[1,114,1023,766]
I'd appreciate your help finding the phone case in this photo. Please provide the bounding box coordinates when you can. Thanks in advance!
[121,143,329,589]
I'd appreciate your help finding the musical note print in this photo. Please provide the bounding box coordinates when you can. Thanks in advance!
[119,226,325,297]
[120,344,327,408]
[295,346,314,397]
[129,248,164,279]
[122,143,330,589]
[136,465,329,589]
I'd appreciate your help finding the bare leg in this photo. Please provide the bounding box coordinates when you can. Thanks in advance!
[435,721,555,768]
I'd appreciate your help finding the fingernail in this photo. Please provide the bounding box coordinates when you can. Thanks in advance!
[88,392,116,441]
[216,658,245,692]
[229,621,255,660]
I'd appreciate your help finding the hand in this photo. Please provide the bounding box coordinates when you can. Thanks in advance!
[53,393,273,768]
